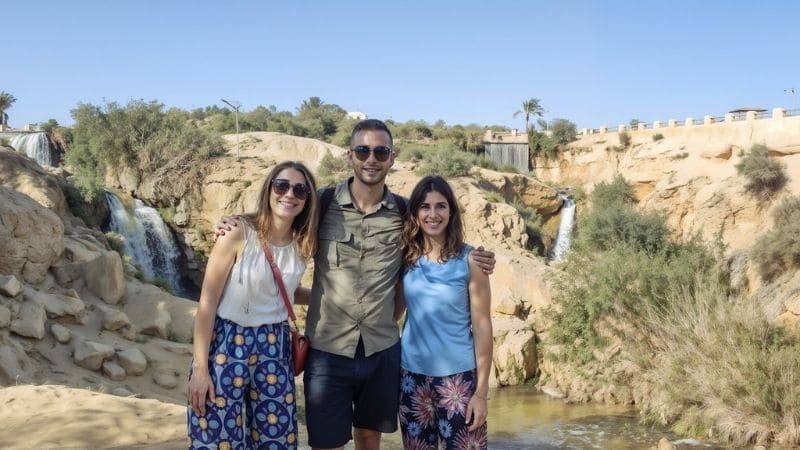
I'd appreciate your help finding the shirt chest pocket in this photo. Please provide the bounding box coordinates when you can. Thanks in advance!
[319,228,354,269]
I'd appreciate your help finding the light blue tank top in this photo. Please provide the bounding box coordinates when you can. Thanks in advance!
[401,244,475,376]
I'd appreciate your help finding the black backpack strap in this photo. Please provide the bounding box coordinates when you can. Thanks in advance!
[392,193,407,216]
[318,187,335,224]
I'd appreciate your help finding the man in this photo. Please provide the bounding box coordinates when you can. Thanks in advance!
[217,119,495,450]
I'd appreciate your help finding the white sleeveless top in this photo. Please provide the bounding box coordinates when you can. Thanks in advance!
[216,224,306,327]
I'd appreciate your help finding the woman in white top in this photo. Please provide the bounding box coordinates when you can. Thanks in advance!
[187,161,319,450]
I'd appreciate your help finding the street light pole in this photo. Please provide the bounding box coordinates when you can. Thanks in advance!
[221,98,242,159]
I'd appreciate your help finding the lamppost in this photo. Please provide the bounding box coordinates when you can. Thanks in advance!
[221,98,242,159]
[785,88,798,111]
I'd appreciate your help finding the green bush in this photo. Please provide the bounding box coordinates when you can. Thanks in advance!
[550,118,578,145]
[751,196,800,282]
[317,152,350,188]
[474,156,498,170]
[105,231,126,254]
[735,144,788,200]
[528,129,558,159]
[416,147,474,178]
[652,133,664,141]
[511,199,544,253]
[483,190,504,203]
[619,131,631,148]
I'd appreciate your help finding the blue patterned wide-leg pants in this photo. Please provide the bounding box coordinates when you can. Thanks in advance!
[188,317,297,450]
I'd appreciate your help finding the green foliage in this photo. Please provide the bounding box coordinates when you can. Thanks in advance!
[528,129,558,159]
[0,91,17,125]
[416,146,475,178]
[511,199,545,253]
[670,152,689,160]
[317,152,350,188]
[39,118,60,133]
[618,131,631,148]
[734,144,788,200]
[499,164,520,174]
[158,206,176,224]
[0,137,8,147]
[104,231,126,254]
[513,97,545,131]
[151,277,175,294]
[56,175,105,227]
[483,190,504,203]
[589,175,636,209]
[751,195,800,282]
[395,142,437,162]
[474,155,498,170]
[66,99,224,201]
[550,118,577,144]
[652,133,664,141]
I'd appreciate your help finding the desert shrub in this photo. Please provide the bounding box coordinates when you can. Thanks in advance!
[474,156,498,170]
[634,279,800,446]
[619,131,631,148]
[750,195,800,282]
[511,199,544,253]
[317,152,350,188]
[499,164,520,174]
[652,133,664,141]
[483,190,504,203]
[735,144,788,200]
[528,129,558,159]
[104,231,126,254]
[669,152,689,160]
[416,147,474,177]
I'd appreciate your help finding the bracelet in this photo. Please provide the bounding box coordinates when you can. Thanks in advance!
[474,393,489,400]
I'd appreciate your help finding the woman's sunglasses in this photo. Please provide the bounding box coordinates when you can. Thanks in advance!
[271,179,310,200]
[351,145,393,162]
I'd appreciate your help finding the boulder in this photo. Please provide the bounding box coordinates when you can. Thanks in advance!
[492,318,538,386]
[0,305,11,328]
[50,323,72,343]
[102,361,126,381]
[0,147,68,218]
[23,286,86,321]
[0,335,32,384]
[0,275,22,297]
[117,348,148,376]
[51,240,125,305]
[73,340,115,371]
[10,302,47,339]
[152,370,179,389]
[0,187,64,284]
[97,304,132,331]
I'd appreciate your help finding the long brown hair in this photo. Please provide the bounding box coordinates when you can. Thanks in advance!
[252,161,319,259]
[401,175,464,268]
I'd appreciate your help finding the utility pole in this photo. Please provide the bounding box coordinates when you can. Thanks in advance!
[221,98,242,159]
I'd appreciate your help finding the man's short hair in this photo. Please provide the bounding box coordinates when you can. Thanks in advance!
[350,119,393,147]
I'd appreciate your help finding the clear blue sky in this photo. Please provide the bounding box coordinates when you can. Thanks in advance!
[5,1,800,131]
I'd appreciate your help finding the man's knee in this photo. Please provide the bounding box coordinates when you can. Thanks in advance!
[353,427,381,450]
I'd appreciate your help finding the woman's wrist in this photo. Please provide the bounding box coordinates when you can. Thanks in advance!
[473,392,489,400]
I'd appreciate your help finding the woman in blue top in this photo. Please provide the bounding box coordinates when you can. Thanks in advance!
[398,175,493,450]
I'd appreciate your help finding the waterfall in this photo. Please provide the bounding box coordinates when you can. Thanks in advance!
[550,194,576,262]
[484,143,529,173]
[104,191,187,295]
[0,132,57,166]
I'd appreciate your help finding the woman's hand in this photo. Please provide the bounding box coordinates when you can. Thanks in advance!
[213,215,242,240]
[465,393,488,432]
[471,246,496,275]
[187,366,216,416]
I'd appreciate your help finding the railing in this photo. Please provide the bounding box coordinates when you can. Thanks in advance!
[756,110,773,119]
[787,109,800,117]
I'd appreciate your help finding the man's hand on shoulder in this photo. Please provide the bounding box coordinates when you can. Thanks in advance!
[213,215,243,241]
[471,246,496,275]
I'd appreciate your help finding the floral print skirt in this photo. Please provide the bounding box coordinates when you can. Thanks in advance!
[398,368,487,450]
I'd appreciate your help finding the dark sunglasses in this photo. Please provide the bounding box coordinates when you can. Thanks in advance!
[351,145,393,162]
[271,179,310,200]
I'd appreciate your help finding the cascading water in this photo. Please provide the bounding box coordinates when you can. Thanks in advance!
[484,143,529,173]
[104,191,188,295]
[550,193,576,262]
[0,132,57,166]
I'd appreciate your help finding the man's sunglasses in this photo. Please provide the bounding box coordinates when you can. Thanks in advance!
[271,179,310,200]
[351,145,393,162]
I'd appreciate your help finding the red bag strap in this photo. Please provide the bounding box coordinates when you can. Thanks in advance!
[261,242,298,329]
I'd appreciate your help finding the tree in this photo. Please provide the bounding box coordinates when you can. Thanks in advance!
[513,98,544,132]
[550,118,577,144]
[0,91,17,126]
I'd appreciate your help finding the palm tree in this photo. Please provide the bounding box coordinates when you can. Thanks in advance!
[513,98,544,132]
[0,91,17,126]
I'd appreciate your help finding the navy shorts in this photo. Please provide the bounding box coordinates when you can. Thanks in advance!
[303,339,400,448]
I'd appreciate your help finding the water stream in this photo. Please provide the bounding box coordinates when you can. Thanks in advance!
[550,194,576,262]
[0,131,58,166]
[104,190,192,296]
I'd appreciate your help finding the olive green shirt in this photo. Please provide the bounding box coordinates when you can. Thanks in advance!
[306,178,404,358]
